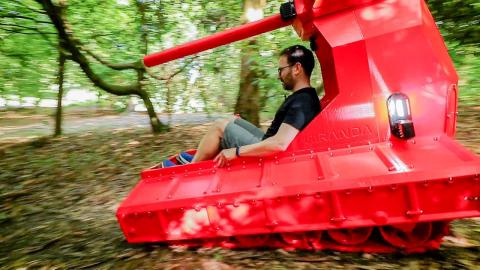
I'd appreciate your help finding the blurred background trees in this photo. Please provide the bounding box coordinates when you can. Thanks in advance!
[0,0,478,134]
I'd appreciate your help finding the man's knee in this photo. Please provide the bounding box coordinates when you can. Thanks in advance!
[211,118,230,135]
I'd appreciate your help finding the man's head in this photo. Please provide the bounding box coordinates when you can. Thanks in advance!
[278,45,315,91]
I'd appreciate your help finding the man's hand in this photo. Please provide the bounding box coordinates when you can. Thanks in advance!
[213,148,236,167]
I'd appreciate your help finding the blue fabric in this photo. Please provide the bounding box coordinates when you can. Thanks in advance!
[161,159,176,168]
[176,152,194,164]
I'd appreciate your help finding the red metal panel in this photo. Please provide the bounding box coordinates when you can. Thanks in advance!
[118,0,480,252]
[312,0,379,17]
[293,0,459,150]
[291,10,379,151]
[118,136,480,244]
[445,84,458,136]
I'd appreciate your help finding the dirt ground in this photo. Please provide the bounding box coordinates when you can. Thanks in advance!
[0,104,479,269]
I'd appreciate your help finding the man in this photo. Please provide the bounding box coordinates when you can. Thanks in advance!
[177,45,321,167]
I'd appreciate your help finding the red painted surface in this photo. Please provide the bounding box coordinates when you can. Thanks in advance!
[118,0,480,252]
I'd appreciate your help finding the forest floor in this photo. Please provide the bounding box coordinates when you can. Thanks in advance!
[0,103,479,269]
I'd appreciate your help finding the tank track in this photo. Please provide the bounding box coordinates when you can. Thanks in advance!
[167,221,450,253]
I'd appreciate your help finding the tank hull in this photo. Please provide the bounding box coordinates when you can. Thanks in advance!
[117,136,479,252]
[117,0,480,252]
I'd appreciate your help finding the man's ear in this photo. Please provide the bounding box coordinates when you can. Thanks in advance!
[294,62,303,75]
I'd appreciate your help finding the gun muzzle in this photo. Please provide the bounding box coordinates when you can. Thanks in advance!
[143,14,292,67]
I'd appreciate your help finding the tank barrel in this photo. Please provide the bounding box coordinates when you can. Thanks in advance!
[143,14,292,67]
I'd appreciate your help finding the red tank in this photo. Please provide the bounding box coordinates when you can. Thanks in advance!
[117,0,480,252]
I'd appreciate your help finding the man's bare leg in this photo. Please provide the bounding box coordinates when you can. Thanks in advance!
[192,118,230,162]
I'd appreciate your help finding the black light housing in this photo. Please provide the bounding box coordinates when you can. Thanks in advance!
[280,0,296,20]
[387,93,415,140]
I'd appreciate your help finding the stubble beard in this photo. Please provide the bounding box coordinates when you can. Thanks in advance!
[281,74,294,91]
[282,81,293,91]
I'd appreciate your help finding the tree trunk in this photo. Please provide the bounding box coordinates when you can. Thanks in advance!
[36,0,170,134]
[136,0,167,133]
[138,86,168,133]
[235,40,261,125]
[54,49,66,137]
[234,0,266,126]
[165,81,172,125]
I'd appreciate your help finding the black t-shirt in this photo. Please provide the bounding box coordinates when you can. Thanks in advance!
[263,87,321,139]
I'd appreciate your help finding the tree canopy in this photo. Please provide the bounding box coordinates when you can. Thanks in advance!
[0,0,478,127]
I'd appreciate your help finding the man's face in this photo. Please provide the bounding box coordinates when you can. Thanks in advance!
[278,55,294,91]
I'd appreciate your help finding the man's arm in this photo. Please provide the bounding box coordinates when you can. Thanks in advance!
[239,123,299,155]
[213,123,299,167]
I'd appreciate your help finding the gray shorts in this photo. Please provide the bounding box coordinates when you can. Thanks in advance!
[220,118,265,149]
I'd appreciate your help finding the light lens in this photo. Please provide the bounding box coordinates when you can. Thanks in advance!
[395,99,405,118]
[387,93,415,139]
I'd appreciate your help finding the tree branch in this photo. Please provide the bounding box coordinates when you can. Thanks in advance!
[34,0,141,96]
[0,23,56,45]
[31,0,212,95]
[0,13,52,24]
[13,1,48,15]
[0,28,56,35]
[0,22,43,31]
[81,46,143,70]
[82,46,198,81]
[145,55,198,81]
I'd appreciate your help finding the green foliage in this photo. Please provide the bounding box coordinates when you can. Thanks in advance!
[452,44,480,105]
[0,0,478,115]
[0,0,57,101]
[427,1,480,105]
[428,0,480,46]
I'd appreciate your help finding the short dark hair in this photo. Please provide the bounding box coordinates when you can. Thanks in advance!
[280,45,315,77]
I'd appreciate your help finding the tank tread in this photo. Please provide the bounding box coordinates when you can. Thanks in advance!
[167,221,449,253]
